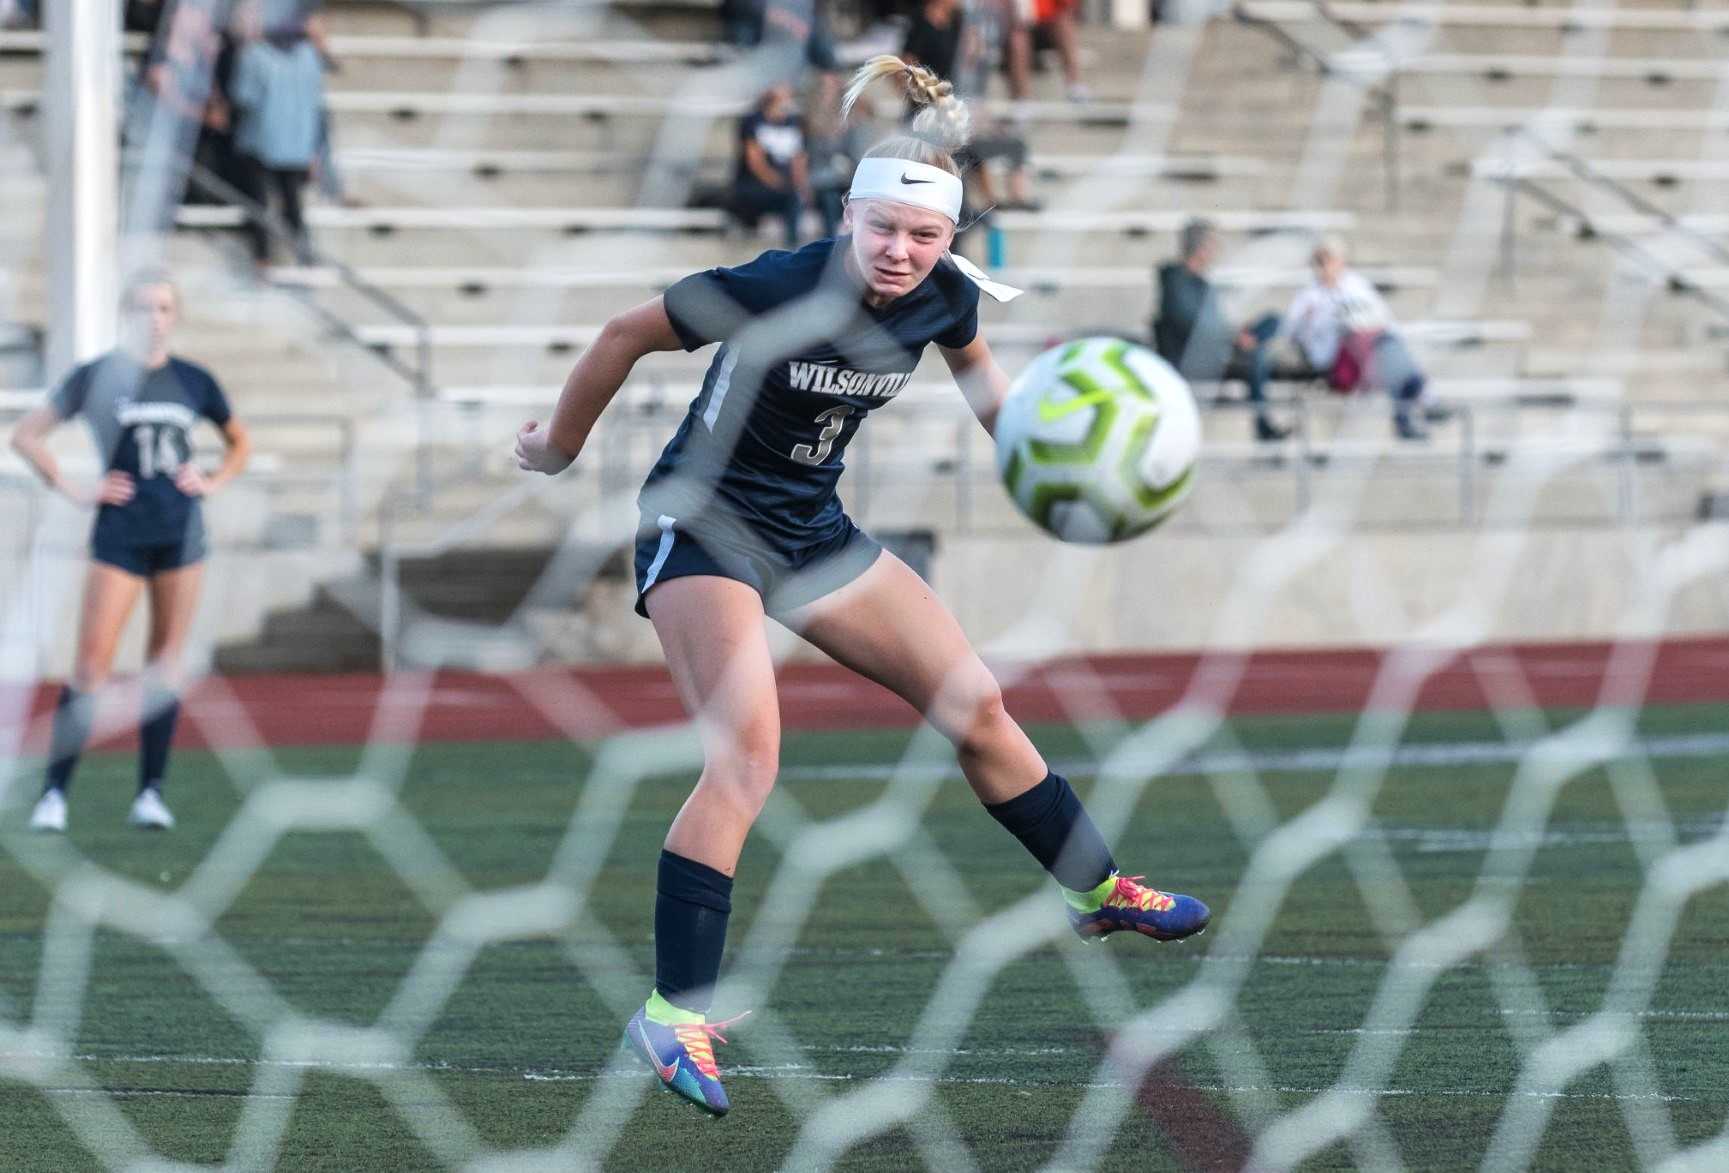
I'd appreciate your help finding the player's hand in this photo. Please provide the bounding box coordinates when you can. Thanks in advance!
[515,420,574,475]
[91,471,135,507]
[174,465,213,497]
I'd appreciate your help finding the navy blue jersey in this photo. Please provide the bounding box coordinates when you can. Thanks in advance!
[644,237,979,547]
[51,351,233,548]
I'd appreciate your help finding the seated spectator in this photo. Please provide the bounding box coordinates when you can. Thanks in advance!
[998,0,1087,105]
[1153,219,1300,443]
[904,0,1039,212]
[732,83,810,249]
[1284,236,1431,441]
[229,11,326,271]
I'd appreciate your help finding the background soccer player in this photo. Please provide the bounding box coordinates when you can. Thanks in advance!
[515,57,1208,1117]
[11,271,251,833]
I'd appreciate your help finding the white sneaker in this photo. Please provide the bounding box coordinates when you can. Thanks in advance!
[29,788,67,833]
[128,788,175,830]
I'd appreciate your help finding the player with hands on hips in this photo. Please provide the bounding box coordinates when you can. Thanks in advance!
[10,270,249,834]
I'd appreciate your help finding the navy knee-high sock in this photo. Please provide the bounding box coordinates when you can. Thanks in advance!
[654,850,734,1016]
[139,684,181,793]
[44,685,93,795]
[985,771,1116,892]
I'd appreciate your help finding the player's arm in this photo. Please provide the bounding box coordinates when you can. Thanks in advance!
[178,417,251,498]
[516,296,683,475]
[8,403,132,507]
[940,332,1011,438]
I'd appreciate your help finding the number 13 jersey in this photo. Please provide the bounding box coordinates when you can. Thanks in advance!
[50,351,233,551]
[645,238,979,548]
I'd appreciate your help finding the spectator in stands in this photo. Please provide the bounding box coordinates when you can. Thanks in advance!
[999,0,1088,105]
[125,0,231,223]
[732,83,810,248]
[295,6,359,207]
[1284,235,1430,441]
[1154,219,1295,443]
[744,0,839,82]
[903,0,1039,212]
[228,9,326,270]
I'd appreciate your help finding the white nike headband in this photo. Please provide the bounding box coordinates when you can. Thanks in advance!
[846,158,1023,303]
[848,158,963,223]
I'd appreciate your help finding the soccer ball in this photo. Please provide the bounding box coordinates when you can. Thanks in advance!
[994,336,1201,543]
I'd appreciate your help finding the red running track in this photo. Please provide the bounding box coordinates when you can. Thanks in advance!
[7,637,1728,752]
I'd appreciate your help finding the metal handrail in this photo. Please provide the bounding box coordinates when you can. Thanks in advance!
[182,159,435,399]
[1490,138,1729,331]
[1523,133,1729,272]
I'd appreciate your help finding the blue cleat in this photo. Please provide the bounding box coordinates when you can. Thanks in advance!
[1067,873,1210,942]
[623,1004,746,1116]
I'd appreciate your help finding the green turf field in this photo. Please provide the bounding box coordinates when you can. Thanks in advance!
[2,705,1726,1171]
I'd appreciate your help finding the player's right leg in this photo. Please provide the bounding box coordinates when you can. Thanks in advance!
[782,551,1209,943]
[623,572,781,1116]
[31,560,144,832]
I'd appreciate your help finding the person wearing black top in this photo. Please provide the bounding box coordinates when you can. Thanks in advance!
[514,56,1209,1120]
[1153,219,1300,442]
[12,272,251,833]
[731,83,811,248]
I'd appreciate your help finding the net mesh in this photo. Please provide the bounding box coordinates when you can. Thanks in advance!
[1,0,1727,1169]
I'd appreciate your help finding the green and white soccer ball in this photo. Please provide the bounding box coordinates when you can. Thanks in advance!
[995,336,1201,543]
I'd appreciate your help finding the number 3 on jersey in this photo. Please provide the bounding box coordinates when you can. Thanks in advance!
[134,424,183,480]
[791,405,854,466]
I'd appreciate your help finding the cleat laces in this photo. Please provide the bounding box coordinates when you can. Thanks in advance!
[1107,875,1175,914]
[672,1011,751,1080]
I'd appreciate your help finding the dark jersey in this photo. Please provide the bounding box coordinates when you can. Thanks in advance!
[51,352,233,549]
[646,237,979,548]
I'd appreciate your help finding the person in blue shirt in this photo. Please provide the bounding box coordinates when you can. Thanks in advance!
[515,56,1209,1117]
[10,271,251,834]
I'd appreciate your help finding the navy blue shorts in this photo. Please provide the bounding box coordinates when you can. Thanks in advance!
[91,534,205,578]
[633,514,881,619]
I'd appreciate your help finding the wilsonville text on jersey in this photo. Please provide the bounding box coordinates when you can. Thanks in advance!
[784,362,916,399]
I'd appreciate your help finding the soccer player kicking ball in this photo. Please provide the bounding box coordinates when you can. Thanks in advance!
[515,56,1208,1116]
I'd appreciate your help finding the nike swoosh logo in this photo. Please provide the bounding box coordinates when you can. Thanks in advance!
[900,174,933,185]
[1038,387,1113,423]
[634,1022,681,1082]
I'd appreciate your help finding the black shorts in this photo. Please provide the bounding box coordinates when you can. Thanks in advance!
[91,534,205,577]
[633,513,881,619]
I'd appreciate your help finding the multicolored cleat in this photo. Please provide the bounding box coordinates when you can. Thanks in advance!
[623,1002,747,1116]
[1066,873,1210,942]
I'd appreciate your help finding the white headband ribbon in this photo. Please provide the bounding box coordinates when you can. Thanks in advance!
[847,158,1023,304]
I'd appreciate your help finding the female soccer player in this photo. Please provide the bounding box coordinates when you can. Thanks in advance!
[515,56,1208,1116]
[11,271,250,833]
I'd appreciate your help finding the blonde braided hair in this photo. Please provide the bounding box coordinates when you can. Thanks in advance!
[841,54,971,176]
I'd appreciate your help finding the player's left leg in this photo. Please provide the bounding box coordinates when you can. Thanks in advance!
[131,560,204,829]
[781,552,1208,942]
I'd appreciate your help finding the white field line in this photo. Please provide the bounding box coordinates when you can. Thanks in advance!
[777,732,1729,783]
[6,1044,1722,1107]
